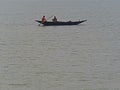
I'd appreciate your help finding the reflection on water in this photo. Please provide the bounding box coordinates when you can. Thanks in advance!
[0,0,120,90]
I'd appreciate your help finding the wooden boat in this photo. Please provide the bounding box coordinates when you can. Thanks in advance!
[35,20,87,26]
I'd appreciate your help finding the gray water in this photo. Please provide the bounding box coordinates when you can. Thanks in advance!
[0,0,120,90]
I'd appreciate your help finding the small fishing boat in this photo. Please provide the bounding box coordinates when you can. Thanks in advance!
[35,20,87,26]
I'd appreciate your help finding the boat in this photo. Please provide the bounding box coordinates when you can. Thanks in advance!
[35,20,87,26]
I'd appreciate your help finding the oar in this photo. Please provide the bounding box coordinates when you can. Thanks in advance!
[36,15,54,26]
[46,15,54,21]
[41,15,53,23]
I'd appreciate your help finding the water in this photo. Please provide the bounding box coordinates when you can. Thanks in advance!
[0,0,120,90]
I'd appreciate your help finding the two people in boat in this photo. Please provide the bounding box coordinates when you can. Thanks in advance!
[41,16,57,23]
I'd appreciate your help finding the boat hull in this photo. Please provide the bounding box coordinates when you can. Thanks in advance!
[35,20,87,26]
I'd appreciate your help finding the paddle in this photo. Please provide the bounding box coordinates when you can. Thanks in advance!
[36,15,54,26]
[41,15,53,23]
[46,15,54,21]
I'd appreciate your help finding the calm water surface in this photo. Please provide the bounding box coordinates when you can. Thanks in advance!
[0,0,120,90]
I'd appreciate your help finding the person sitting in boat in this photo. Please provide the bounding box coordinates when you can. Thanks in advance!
[52,16,57,22]
[41,16,46,23]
